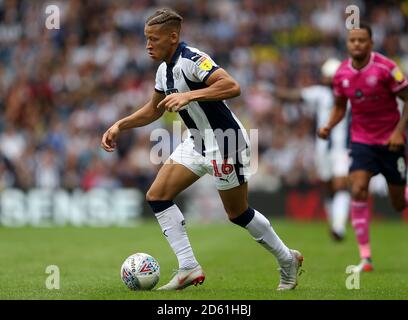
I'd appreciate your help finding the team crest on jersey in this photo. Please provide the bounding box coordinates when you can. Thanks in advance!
[392,67,404,83]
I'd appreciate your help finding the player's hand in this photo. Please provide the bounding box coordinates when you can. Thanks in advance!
[157,92,191,112]
[387,130,405,151]
[317,127,331,140]
[101,124,120,152]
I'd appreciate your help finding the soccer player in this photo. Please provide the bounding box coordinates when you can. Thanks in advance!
[101,9,303,290]
[318,24,408,272]
[274,58,351,241]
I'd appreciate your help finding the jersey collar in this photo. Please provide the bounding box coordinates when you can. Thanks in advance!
[348,52,374,73]
[167,42,187,66]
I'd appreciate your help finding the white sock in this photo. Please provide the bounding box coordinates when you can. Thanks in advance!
[246,210,292,266]
[154,204,198,270]
[332,191,351,235]
[324,197,333,226]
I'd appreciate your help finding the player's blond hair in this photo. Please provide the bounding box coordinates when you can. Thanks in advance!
[146,8,183,31]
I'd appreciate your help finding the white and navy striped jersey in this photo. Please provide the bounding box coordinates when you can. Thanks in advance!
[154,42,250,159]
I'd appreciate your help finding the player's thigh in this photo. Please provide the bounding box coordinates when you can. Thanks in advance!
[349,170,373,200]
[146,161,201,201]
[218,182,249,219]
[387,183,406,212]
[378,147,407,211]
[349,142,378,200]
[379,147,406,186]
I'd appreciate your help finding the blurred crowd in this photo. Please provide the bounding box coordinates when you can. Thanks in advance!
[0,0,407,192]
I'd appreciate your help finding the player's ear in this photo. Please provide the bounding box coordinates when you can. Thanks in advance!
[169,31,178,44]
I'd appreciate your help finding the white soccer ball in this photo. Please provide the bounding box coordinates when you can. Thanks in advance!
[120,253,160,290]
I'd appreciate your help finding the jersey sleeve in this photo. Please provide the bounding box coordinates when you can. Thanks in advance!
[332,71,346,98]
[186,52,220,83]
[388,64,408,93]
[154,64,165,93]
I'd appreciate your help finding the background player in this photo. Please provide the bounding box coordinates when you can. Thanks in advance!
[101,8,303,290]
[318,24,408,272]
[274,58,351,241]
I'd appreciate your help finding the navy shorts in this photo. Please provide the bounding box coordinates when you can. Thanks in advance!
[349,142,407,185]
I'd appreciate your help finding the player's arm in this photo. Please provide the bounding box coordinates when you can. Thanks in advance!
[387,87,408,151]
[317,95,348,140]
[101,91,165,152]
[157,68,240,112]
[273,87,302,102]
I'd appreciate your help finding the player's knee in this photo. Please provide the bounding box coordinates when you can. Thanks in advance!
[224,204,248,219]
[145,190,156,202]
[146,188,171,202]
[351,184,368,201]
[391,199,406,212]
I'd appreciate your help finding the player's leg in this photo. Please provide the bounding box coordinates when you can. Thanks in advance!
[218,181,303,291]
[349,169,374,272]
[330,176,351,241]
[147,161,200,266]
[315,140,334,228]
[148,160,206,290]
[388,184,406,211]
[147,137,208,290]
[218,182,292,264]
[380,147,407,212]
[348,142,379,272]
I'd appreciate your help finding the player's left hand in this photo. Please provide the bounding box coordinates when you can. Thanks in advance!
[387,130,405,151]
[157,92,191,112]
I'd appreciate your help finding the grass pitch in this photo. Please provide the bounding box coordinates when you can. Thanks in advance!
[0,220,407,300]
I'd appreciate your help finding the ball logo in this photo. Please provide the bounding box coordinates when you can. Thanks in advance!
[138,257,159,274]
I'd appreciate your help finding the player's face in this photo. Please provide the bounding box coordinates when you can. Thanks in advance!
[144,24,176,62]
[347,29,373,60]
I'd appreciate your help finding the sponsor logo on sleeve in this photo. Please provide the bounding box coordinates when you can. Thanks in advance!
[196,56,213,71]
[392,67,405,83]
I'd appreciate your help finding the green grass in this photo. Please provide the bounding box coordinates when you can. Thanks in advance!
[0,220,407,300]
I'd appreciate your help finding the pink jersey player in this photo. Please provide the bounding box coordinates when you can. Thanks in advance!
[333,52,408,145]
[318,25,408,273]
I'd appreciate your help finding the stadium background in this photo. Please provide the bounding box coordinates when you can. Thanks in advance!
[0,0,408,226]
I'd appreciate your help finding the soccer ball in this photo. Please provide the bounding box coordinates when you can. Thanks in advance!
[120,253,160,290]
